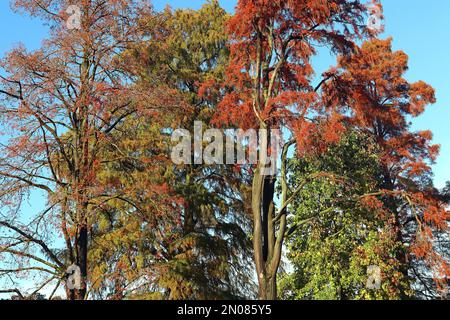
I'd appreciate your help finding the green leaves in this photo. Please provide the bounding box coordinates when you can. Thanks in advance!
[280,131,410,300]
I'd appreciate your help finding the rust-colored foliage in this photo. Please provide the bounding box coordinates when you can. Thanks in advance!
[0,0,184,300]
[324,38,449,295]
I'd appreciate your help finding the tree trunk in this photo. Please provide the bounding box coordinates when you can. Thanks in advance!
[252,127,280,300]
[66,221,88,300]
[258,274,277,300]
[262,176,275,262]
[75,224,88,300]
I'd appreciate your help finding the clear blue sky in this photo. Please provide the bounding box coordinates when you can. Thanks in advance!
[0,0,448,188]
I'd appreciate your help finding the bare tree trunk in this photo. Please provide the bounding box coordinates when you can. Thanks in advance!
[252,164,266,299]
[75,223,88,300]
[252,128,282,300]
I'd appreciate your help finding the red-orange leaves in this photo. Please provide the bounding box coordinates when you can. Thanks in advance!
[408,81,437,116]
[334,38,436,126]
[326,38,438,176]
[217,0,372,136]
[324,37,447,296]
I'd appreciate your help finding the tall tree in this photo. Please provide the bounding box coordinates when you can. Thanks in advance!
[215,0,375,299]
[323,38,449,297]
[0,0,180,299]
[109,1,254,299]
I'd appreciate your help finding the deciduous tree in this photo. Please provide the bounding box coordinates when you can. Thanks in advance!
[323,38,449,297]
[216,0,376,299]
[114,1,254,299]
[0,0,180,300]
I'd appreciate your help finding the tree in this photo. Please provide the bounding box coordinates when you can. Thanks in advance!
[215,0,376,299]
[101,1,255,299]
[323,38,449,297]
[0,0,180,300]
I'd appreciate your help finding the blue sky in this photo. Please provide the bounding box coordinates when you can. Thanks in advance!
[0,0,449,188]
